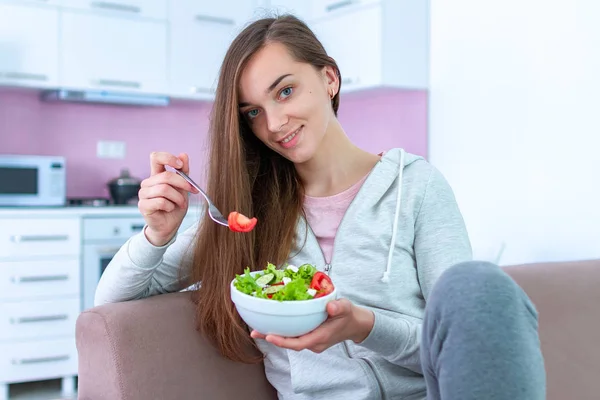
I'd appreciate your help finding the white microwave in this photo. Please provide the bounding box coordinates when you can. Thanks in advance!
[0,155,66,207]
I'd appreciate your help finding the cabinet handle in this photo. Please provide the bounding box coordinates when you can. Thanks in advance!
[12,355,70,365]
[190,86,215,94]
[195,14,235,26]
[2,72,48,82]
[130,224,145,230]
[10,234,69,243]
[11,275,69,283]
[90,1,141,13]
[94,79,141,89]
[326,0,355,12]
[10,314,69,324]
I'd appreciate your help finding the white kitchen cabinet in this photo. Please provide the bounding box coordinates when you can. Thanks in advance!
[310,0,429,92]
[0,3,59,88]
[0,0,61,6]
[265,0,312,21]
[0,218,80,259]
[60,0,168,20]
[0,215,80,400]
[310,0,379,19]
[0,298,81,341]
[190,1,259,23]
[168,0,257,99]
[0,338,77,391]
[59,11,168,94]
[311,6,375,89]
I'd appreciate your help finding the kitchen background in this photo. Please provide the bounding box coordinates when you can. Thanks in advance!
[0,88,427,198]
[1,0,599,399]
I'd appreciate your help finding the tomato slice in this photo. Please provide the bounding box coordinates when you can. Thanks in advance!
[228,211,257,233]
[310,271,334,298]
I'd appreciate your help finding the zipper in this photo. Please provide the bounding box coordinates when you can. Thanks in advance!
[303,220,385,399]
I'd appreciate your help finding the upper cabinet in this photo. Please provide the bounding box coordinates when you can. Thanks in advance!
[310,0,378,19]
[0,0,429,100]
[168,1,258,99]
[310,0,429,92]
[59,0,167,20]
[0,0,61,6]
[0,3,59,88]
[265,0,312,21]
[59,11,167,94]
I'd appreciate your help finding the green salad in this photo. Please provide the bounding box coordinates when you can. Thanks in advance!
[233,262,334,301]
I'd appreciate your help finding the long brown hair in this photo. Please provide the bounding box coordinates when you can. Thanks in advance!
[188,14,342,364]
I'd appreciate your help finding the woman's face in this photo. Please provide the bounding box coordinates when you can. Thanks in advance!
[238,42,338,164]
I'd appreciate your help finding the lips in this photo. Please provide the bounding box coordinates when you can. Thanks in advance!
[278,126,302,144]
[277,126,303,150]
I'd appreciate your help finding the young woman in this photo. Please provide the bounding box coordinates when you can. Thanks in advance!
[95,14,546,400]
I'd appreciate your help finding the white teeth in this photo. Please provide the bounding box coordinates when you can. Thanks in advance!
[282,127,300,144]
[282,132,296,143]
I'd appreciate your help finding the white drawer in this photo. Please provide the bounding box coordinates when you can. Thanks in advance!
[83,217,146,241]
[0,298,80,341]
[0,259,80,300]
[0,338,77,384]
[0,218,80,259]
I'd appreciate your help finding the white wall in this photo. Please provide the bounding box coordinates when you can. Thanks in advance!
[429,0,600,265]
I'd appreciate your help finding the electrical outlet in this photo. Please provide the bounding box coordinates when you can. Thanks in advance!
[97,140,126,159]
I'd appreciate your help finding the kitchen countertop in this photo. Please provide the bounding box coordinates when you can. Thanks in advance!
[0,204,203,218]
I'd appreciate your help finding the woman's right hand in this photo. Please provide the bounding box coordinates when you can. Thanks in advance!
[138,151,199,246]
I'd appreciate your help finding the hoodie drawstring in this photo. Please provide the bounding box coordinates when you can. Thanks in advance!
[382,149,405,283]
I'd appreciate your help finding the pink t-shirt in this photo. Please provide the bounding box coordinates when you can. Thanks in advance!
[303,174,369,264]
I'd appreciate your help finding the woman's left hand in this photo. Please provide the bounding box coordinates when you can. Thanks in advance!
[250,298,375,353]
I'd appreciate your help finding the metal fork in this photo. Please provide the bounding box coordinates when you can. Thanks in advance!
[164,165,229,227]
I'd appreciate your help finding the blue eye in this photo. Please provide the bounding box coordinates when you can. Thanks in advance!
[246,109,260,119]
[280,87,293,99]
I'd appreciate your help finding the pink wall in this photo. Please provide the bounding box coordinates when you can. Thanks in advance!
[0,88,427,198]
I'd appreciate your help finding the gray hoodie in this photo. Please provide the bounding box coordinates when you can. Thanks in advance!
[95,148,472,400]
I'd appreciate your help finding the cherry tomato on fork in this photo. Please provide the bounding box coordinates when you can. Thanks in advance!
[228,211,257,232]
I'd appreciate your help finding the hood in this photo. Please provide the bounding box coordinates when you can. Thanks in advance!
[40,89,170,107]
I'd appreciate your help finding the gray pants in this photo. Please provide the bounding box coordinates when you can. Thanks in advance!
[421,261,546,400]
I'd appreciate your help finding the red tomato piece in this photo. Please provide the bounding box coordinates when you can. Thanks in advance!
[228,211,257,233]
[310,271,334,298]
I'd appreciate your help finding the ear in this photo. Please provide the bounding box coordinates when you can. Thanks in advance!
[321,65,339,98]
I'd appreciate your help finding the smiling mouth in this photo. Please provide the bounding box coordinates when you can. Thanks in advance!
[279,126,302,144]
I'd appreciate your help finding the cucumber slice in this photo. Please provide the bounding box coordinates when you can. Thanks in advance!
[263,285,284,294]
[255,273,274,287]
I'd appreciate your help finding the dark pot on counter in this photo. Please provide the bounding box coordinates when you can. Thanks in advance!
[107,168,142,205]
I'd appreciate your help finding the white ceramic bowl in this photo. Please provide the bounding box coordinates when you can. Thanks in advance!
[230,270,338,337]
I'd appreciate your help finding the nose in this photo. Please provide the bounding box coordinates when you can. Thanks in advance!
[266,106,288,133]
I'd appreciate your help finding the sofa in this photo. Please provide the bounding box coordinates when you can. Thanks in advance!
[75,259,600,399]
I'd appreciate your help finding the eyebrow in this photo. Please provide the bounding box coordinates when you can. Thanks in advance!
[238,74,292,108]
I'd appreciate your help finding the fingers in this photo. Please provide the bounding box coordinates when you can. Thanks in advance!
[139,184,187,209]
[150,151,184,176]
[139,197,178,216]
[327,299,351,318]
[141,170,196,194]
[178,152,190,175]
[265,334,326,353]
[250,330,266,340]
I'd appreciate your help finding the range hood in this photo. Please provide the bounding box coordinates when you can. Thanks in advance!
[40,89,170,107]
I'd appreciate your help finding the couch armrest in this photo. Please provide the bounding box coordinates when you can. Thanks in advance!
[76,292,277,400]
[503,259,600,400]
